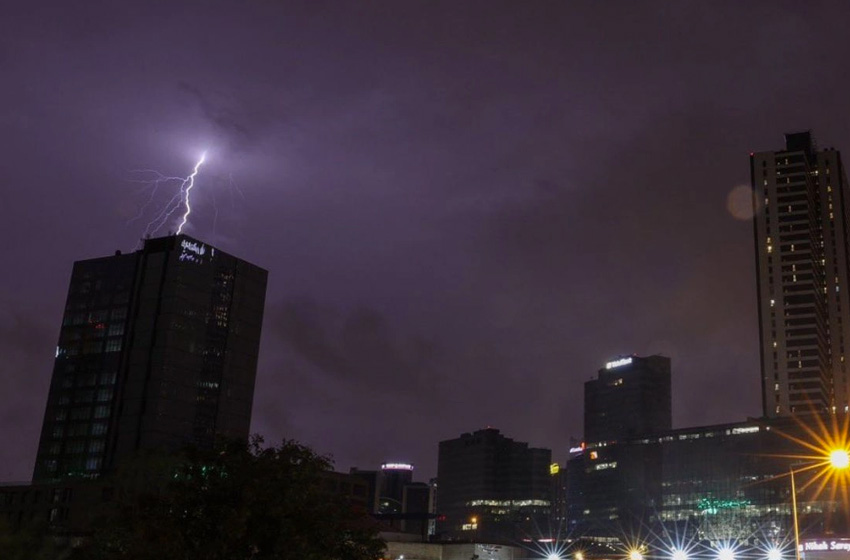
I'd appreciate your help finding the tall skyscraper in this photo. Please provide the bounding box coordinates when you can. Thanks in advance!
[436,428,551,543]
[751,132,850,417]
[33,235,267,481]
[583,354,671,445]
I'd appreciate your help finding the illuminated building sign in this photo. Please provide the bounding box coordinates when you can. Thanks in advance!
[697,497,752,514]
[178,239,214,264]
[181,239,206,256]
[381,463,414,471]
[605,357,633,369]
[550,463,560,475]
[730,426,759,435]
[800,540,850,552]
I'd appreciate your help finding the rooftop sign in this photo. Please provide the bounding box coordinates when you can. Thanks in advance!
[381,463,414,471]
[605,357,633,370]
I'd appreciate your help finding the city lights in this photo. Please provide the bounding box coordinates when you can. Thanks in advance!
[829,449,850,469]
[671,549,688,560]
[716,546,736,560]
[767,547,782,560]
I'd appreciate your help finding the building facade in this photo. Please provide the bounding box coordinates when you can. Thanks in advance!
[751,132,850,416]
[567,416,850,545]
[584,355,672,446]
[32,235,268,481]
[436,428,551,543]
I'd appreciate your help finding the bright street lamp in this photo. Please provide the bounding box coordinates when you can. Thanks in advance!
[830,449,850,469]
[671,549,688,560]
[717,546,736,560]
[790,448,850,560]
[629,550,643,560]
[767,548,782,560]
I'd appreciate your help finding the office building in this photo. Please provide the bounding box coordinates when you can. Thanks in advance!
[584,355,671,445]
[567,416,850,544]
[751,132,850,416]
[436,428,551,543]
[350,462,435,537]
[32,234,268,481]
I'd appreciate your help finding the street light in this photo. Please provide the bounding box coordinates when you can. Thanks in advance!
[671,549,688,560]
[790,448,850,560]
[717,546,736,560]
[629,550,643,560]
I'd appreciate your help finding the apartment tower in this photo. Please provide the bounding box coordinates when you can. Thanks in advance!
[751,131,850,416]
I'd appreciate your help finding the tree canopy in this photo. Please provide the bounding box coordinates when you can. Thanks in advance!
[73,437,384,560]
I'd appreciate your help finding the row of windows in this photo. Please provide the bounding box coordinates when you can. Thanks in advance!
[61,371,117,389]
[55,389,114,406]
[42,456,102,474]
[52,418,110,438]
[56,337,122,357]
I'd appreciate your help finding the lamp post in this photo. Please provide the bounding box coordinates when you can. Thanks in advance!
[790,449,850,560]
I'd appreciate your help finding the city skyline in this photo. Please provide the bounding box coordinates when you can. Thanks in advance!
[5,2,850,483]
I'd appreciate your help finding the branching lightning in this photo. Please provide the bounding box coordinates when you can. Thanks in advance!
[131,152,207,242]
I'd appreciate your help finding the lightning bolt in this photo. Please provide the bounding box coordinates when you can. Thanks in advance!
[133,152,207,241]
[176,152,206,234]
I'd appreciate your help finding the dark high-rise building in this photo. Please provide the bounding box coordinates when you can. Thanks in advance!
[32,235,267,481]
[751,132,850,416]
[436,428,551,543]
[584,355,671,445]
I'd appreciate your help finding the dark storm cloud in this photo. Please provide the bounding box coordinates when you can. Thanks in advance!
[176,81,253,150]
[0,304,54,481]
[5,0,850,481]
[270,298,436,394]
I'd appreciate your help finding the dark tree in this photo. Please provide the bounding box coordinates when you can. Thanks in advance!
[74,437,384,560]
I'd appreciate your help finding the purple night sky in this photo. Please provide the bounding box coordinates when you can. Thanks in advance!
[3,1,850,482]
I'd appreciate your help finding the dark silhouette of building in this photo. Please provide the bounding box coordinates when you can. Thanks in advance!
[32,235,267,481]
[584,355,671,445]
[436,428,551,543]
[350,462,435,538]
[751,132,850,416]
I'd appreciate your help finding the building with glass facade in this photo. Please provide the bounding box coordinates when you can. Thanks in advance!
[567,415,850,547]
[32,234,267,481]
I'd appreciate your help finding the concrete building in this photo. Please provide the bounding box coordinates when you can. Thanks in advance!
[32,235,268,481]
[436,428,551,543]
[751,132,850,416]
